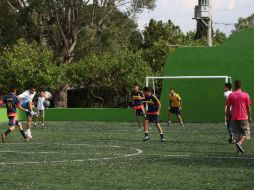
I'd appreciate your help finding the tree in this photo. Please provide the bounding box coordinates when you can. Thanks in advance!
[143,19,185,74]
[234,13,254,32]
[67,50,152,107]
[185,29,226,46]
[0,39,63,93]
[75,9,142,58]
[2,0,155,107]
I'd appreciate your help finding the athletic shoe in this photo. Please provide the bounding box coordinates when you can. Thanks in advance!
[143,136,150,141]
[25,131,32,139]
[168,121,172,125]
[161,138,165,142]
[236,143,244,153]
[1,133,6,143]
[42,123,45,129]
[33,123,37,128]
[180,123,184,127]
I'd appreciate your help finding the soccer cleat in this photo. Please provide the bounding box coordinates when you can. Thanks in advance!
[143,136,150,141]
[161,138,165,142]
[25,131,32,139]
[33,123,37,128]
[42,124,45,128]
[1,133,6,143]
[180,123,184,127]
[236,143,244,153]
[168,121,172,125]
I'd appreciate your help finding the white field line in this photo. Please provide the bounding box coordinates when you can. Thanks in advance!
[1,142,254,165]
[0,143,143,165]
[0,150,129,155]
[140,154,254,160]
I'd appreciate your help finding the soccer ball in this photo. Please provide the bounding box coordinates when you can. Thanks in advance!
[44,91,53,100]
[43,100,51,108]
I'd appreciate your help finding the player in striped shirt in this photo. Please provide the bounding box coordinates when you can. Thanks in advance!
[131,84,145,129]
[143,87,165,142]
[1,87,30,143]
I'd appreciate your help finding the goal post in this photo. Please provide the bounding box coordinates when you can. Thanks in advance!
[145,75,232,123]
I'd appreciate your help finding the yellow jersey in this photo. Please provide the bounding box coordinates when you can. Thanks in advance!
[169,93,182,107]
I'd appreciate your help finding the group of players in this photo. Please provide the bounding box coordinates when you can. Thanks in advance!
[1,81,251,154]
[132,81,252,154]
[131,84,184,142]
[1,86,50,143]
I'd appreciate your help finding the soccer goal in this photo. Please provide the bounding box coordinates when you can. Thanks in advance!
[145,76,232,123]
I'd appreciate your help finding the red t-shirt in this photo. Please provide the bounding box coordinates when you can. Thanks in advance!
[227,90,252,120]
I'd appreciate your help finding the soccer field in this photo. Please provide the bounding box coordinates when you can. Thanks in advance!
[1,121,254,190]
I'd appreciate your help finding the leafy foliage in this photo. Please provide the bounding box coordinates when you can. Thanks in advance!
[0,39,63,93]
[143,19,185,74]
[67,50,152,103]
[234,13,254,32]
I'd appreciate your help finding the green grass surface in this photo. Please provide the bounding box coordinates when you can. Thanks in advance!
[0,121,254,190]
[160,28,254,122]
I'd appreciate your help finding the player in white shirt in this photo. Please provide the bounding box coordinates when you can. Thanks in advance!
[224,83,233,143]
[34,91,46,128]
[19,87,36,139]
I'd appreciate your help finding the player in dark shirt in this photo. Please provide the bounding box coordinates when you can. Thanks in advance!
[143,87,165,142]
[1,87,30,143]
[131,84,145,129]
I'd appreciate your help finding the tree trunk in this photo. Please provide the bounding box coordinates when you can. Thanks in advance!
[54,84,69,108]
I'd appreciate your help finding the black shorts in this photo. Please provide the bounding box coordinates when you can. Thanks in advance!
[146,114,160,123]
[169,107,181,115]
[135,108,145,117]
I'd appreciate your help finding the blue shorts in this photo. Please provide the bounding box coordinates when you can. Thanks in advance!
[135,108,145,117]
[8,116,20,126]
[21,102,32,117]
[146,114,160,123]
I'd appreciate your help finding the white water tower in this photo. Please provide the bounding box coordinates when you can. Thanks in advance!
[194,0,212,47]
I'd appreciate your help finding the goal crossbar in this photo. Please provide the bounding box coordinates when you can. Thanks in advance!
[146,76,232,94]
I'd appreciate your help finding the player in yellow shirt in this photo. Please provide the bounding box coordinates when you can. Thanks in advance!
[168,88,184,126]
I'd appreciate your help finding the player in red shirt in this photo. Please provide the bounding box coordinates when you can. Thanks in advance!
[226,80,252,153]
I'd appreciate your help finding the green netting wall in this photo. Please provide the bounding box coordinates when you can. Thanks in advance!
[160,28,254,122]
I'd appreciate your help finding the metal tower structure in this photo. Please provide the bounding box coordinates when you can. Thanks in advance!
[193,0,212,47]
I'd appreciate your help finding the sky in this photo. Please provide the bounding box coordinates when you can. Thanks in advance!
[137,0,254,35]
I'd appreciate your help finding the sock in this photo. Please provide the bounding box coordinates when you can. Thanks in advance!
[20,130,27,139]
[145,133,149,137]
[160,133,164,139]
[4,129,11,136]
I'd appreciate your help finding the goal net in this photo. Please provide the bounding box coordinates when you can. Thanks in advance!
[146,76,232,123]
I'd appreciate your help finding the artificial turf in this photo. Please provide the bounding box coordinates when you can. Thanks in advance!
[0,121,254,190]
